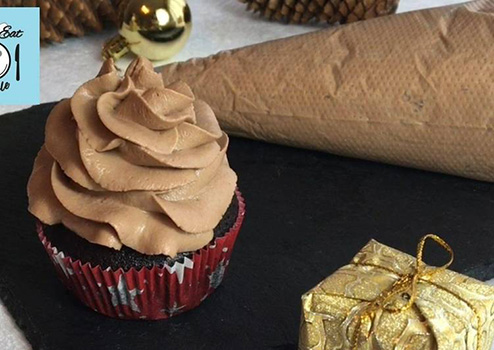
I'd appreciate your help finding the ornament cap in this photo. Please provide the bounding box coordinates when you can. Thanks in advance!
[102,35,130,61]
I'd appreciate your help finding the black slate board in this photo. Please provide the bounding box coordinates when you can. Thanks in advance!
[1,103,494,350]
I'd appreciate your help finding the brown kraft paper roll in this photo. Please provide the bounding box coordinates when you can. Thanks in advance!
[162,0,494,182]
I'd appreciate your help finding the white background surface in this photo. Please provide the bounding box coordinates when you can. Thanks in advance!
[1,0,492,349]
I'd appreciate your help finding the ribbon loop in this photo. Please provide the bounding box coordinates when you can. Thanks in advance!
[351,234,461,350]
[416,234,454,277]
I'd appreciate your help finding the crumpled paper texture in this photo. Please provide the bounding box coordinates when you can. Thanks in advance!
[162,0,494,182]
[298,240,494,350]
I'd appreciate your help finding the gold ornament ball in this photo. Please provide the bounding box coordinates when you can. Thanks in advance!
[116,0,192,61]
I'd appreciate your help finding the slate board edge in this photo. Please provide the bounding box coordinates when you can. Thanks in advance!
[0,267,46,350]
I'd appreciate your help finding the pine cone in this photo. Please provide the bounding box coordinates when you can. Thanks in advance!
[238,0,399,24]
[0,0,119,42]
[113,0,128,23]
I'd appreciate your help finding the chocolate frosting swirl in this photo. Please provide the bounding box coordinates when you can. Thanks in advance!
[28,58,238,257]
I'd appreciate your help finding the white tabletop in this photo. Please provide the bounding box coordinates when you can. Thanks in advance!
[1,0,490,349]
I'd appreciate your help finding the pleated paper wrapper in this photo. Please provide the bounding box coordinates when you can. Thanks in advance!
[37,191,245,320]
[162,0,494,182]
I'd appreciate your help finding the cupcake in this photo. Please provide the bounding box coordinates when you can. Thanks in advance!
[27,57,245,320]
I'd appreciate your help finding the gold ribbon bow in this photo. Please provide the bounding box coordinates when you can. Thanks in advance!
[351,234,482,350]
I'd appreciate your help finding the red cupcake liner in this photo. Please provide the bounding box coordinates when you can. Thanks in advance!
[37,190,245,320]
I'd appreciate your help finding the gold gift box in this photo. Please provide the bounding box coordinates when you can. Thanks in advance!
[299,235,494,350]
